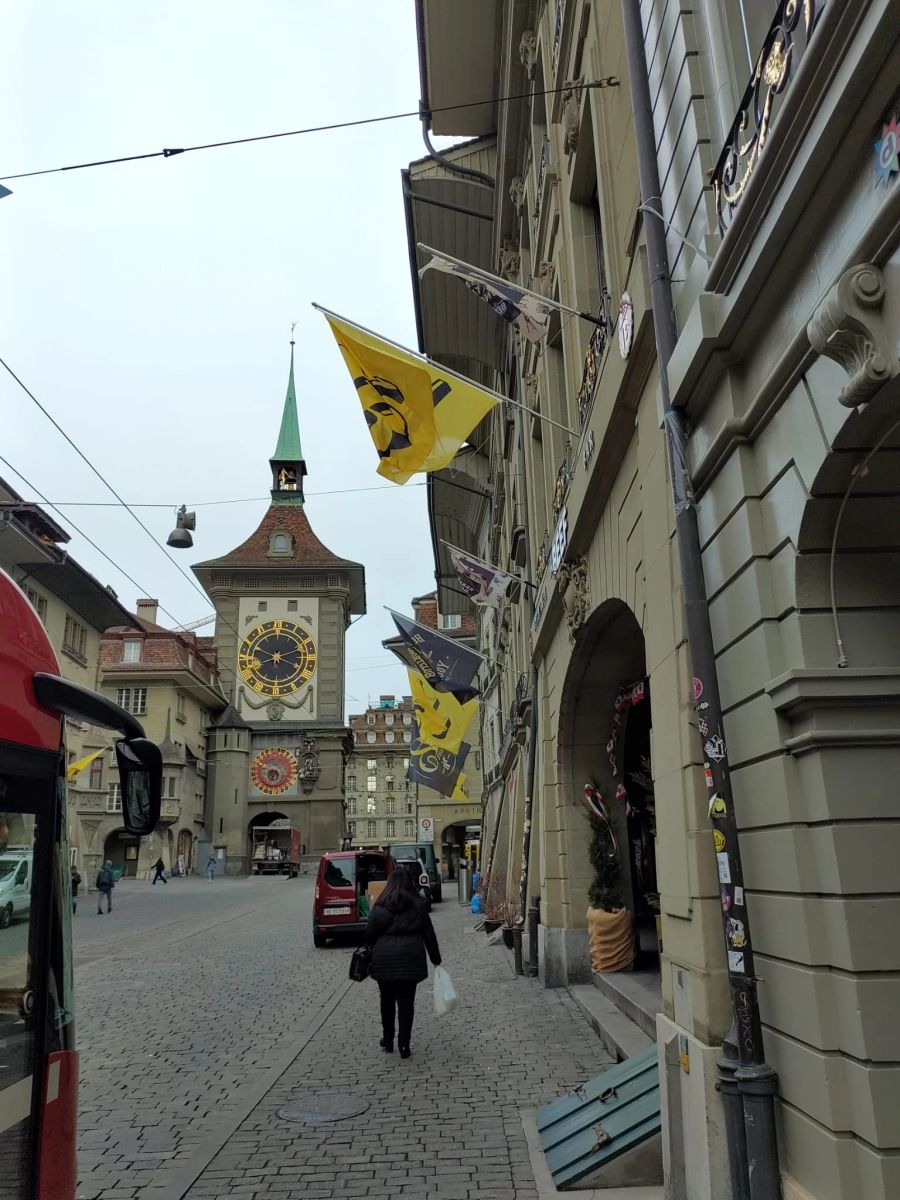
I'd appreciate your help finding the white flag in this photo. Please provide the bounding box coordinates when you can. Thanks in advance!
[447,545,516,609]
[420,252,552,344]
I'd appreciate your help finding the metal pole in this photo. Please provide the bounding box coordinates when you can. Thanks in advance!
[619,2,781,1197]
[527,894,540,977]
[717,1032,751,1200]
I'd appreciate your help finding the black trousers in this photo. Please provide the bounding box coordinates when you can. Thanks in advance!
[378,981,418,1048]
[97,889,112,912]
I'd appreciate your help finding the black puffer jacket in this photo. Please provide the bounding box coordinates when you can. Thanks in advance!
[366,894,441,983]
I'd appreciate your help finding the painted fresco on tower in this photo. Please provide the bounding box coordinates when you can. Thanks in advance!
[235,596,320,722]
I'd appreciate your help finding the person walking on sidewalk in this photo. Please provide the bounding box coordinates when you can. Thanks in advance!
[366,867,441,1059]
[71,865,81,914]
[206,854,217,882]
[152,857,167,885]
[96,861,114,914]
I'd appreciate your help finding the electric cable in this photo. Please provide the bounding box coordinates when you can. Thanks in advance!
[0,79,619,183]
[13,482,427,508]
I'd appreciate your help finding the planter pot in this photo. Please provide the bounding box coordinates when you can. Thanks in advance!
[586,905,634,973]
[483,919,501,934]
[501,927,514,949]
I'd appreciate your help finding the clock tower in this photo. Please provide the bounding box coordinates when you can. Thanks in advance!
[194,342,365,870]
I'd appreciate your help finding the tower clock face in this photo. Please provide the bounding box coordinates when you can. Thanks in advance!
[250,748,298,795]
[238,619,317,697]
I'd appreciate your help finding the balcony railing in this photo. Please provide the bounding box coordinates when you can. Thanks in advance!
[711,0,825,232]
[576,320,610,429]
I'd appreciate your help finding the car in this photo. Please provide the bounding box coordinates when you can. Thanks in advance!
[390,842,442,902]
[312,849,393,947]
[0,847,32,929]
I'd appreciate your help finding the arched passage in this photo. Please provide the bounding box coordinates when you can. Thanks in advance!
[556,598,659,966]
[103,829,139,878]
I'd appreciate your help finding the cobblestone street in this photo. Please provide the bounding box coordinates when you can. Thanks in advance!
[74,877,611,1200]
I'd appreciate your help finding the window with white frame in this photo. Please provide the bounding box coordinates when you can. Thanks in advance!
[63,614,88,660]
[176,692,186,722]
[367,759,376,770]
[89,756,103,789]
[107,783,122,812]
[403,731,412,743]
[367,714,376,725]
[122,640,142,662]
[404,819,415,837]
[367,819,377,838]
[347,797,356,815]
[348,820,356,837]
[346,774,356,790]
[403,714,412,726]
[116,687,147,715]
[367,775,377,792]
[385,775,394,791]
[384,713,394,726]
[384,731,395,743]
[439,613,462,630]
[367,732,376,743]
[367,795,376,815]
[21,584,47,623]
[405,799,414,815]
[386,819,396,838]
[385,796,395,815]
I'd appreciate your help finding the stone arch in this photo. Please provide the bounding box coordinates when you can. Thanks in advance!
[555,598,656,957]
[102,827,139,877]
[248,810,288,865]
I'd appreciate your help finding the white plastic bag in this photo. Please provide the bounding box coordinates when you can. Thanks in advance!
[433,965,458,1015]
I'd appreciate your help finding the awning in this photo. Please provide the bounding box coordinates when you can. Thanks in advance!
[416,0,501,137]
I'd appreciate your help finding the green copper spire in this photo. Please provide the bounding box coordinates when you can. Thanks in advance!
[270,333,307,504]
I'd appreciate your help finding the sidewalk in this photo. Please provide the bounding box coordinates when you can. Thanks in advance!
[179,901,612,1200]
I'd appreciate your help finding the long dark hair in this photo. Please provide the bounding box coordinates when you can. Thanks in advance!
[375,864,423,912]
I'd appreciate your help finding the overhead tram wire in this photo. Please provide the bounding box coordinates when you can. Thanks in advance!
[17,482,427,508]
[0,78,618,183]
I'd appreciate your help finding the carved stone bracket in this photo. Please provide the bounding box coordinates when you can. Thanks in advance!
[561,81,583,156]
[519,30,537,77]
[509,176,525,213]
[499,245,521,280]
[807,263,899,408]
[534,261,557,298]
[558,556,589,643]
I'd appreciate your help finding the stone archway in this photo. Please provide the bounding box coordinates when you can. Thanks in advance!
[103,828,139,878]
[552,598,658,972]
[248,811,288,869]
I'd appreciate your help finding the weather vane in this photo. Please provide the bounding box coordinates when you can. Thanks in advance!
[290,320,297,345]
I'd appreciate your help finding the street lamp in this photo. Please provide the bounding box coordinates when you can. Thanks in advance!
[166,505,195,549]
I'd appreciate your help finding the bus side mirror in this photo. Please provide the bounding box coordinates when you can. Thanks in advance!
[114,738,162,836]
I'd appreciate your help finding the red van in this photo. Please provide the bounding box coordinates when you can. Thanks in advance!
[313,850,393,946]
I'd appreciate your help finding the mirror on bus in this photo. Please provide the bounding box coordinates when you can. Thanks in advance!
[114,737,162,836]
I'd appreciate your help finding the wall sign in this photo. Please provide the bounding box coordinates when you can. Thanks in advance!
[550,506,569,574]
[418,816,434,842]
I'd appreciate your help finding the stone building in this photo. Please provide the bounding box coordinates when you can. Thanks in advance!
[406,2,900,1198]
[98,605,224,879]
[194,346,365,869]
[345,696,417,849]
[0,476,141,877]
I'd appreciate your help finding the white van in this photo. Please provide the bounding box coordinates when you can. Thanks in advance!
[0,847,32,928]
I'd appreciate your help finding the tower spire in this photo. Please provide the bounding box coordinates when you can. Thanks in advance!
[270,328,307,504]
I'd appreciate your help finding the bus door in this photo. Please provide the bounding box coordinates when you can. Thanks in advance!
[0,743,72,1200]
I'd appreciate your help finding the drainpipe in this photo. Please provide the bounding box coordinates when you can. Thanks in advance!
[619,3,781,1198]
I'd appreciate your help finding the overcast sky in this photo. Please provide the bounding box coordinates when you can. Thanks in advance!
[2,1,442,713]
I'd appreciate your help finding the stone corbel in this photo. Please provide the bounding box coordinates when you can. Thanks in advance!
[509,176,525,213]
[558,555,589,643]
[523,373,540,410]
[499,245,521,280]
[807,263,899,408]
[519,30,537,78]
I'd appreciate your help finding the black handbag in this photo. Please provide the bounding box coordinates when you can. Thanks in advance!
[349,944,372,982]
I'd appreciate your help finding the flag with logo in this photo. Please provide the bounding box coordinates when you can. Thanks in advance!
[419,249,552,344]
[385,610,483,703]
[407,726,472,799]
[446,544,515,609]
[322,311,497,484]
[408,669,477,756]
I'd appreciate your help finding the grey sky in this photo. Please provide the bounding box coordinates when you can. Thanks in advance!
[2,1,440,711]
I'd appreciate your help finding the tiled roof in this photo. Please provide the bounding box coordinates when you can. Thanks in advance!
[193,504,361,571]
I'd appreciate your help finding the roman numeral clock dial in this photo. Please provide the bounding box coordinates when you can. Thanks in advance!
[238,619,317,697]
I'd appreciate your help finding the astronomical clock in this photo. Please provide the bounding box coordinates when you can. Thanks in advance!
[250,748,298,796]
[235,600,320,721]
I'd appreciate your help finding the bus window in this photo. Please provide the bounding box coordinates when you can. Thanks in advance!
[0,801,39,1200]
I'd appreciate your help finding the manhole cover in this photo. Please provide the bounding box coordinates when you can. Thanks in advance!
[277,1093,370,1124]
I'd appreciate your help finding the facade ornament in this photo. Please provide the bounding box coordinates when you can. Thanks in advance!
[266,700,285,721]
[509,176,526,213]
[558,555,589,643]
[518,30,538,78]
[523,373,540,411]
[299,738,321,793]
[807,263,898,407]
[534,261,556,297]
[562,82,582,156]
[499,245,521,279]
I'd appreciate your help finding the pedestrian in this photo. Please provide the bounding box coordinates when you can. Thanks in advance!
[96,860,114,914]
[71,865,81,914]
[206,853,216,882]
[152,856,167,885]
[366,866,441,1059]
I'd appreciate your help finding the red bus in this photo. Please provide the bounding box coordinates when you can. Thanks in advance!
[0,568,162,1199]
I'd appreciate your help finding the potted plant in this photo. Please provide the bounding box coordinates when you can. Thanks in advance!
[584,793,634,973]
[478,871,506,933]
[499,897,519,948]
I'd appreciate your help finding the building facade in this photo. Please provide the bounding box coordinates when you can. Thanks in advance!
[194,347,366,869]
[98,603,224,880]
[407,2,900,1198]
[0,477,142,879]
[345,696,417,849]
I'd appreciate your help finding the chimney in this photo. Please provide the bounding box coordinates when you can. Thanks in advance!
[136,598,159,625]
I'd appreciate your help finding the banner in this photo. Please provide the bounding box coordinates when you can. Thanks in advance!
[420,250,552,344]
[386,610,482,703]
[446,544,515,609]
[407,669,477,755]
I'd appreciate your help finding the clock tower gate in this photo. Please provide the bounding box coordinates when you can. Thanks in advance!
[194,343,365,871]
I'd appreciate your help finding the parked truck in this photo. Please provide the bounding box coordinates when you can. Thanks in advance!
[250,821,301,877]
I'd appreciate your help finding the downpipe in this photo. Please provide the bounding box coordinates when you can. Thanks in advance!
[620,1,782,1197]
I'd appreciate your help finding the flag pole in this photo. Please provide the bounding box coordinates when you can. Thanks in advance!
[312,301,580,438]
[416,242,605,329]
[439,539,536,590]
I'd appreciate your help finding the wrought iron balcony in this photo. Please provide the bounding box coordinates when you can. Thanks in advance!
[711,0,825,232]
[576,321,610,428]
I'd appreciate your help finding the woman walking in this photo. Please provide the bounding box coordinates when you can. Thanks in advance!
[366,867,441,1059]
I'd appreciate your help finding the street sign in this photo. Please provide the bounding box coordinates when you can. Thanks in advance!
[419,872,430,888]
[418,816,433,842]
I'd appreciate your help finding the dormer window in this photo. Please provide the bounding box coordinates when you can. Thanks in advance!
[268,531,293,558]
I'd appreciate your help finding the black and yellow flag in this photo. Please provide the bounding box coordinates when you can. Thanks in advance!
[406,669,478,798]
[323,312,497,484]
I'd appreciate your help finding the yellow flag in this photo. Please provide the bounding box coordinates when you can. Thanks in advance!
[452,774,468,802]
[324,313,497,484]
[66,747,106,782]
[408,670,477,755]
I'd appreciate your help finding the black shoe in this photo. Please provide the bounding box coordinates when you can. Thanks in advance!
[379,1037,394,1053]
[399,1045,411,1059]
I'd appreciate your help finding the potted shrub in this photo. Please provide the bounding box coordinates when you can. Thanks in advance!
[585,808,634,973]
[498,897,519,948]
[478,871,506,933]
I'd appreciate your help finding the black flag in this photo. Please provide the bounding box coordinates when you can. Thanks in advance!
[385,611,482,704]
